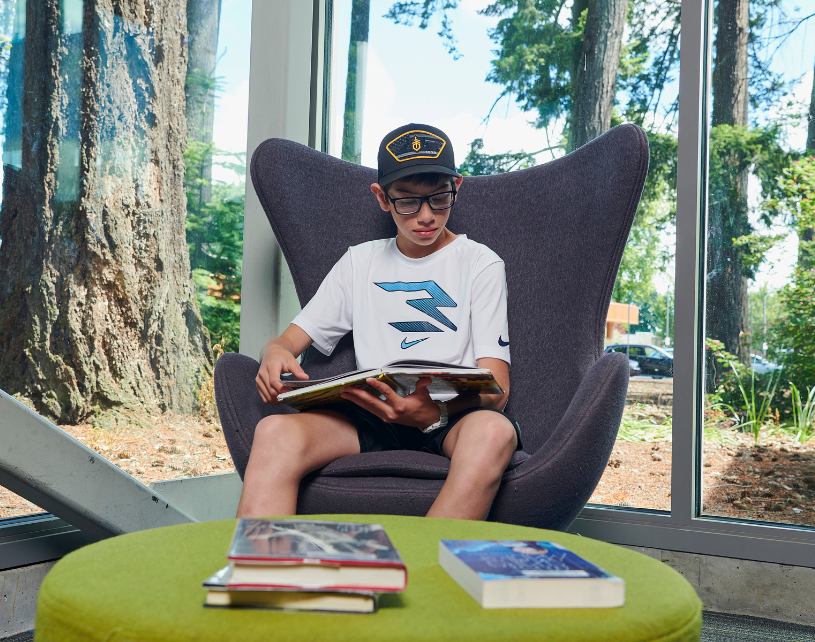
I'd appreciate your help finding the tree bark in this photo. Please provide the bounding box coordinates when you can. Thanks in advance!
[0,0,212,422]
[570,0,629,151]
[706,0,751,368]
[341,0,370,164]
[185,0,221,209]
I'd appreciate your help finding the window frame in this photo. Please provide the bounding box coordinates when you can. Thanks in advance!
[3,0,815,571]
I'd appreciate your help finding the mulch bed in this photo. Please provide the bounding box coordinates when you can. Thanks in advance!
[2,397,814,529]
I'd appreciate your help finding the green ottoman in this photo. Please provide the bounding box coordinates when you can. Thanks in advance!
[36,515,701,641]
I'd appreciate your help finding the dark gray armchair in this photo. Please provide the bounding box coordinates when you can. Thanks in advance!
[215,123,648,530]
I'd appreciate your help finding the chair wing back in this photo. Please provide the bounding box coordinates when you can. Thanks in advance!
[250,124,648,454]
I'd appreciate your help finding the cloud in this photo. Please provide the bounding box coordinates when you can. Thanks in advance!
[212,79,250,183]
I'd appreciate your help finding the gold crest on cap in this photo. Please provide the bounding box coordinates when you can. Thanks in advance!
[387,130,446,162]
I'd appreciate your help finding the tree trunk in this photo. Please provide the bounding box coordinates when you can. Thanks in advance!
[706,0,751,369]
[185,0,221,212]
[570,0,629,151]
[341,0,369,164]
[0,0,212,422]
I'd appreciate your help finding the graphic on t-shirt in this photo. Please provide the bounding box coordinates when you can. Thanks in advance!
[401,338,428,349]
[498,336,510,347]
[375,281,458,333]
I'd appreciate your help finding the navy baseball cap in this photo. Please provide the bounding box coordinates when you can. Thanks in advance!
[377,123,462,186]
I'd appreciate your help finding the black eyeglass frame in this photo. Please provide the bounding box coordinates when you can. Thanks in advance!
[384,187,458,216]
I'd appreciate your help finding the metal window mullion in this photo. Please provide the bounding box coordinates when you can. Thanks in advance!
[671,0,711,528]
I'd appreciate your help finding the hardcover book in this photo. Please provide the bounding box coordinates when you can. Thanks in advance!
[439,540,625,609]
[202,565,378,614]
[277,360,502,411]
[226,519,407,592]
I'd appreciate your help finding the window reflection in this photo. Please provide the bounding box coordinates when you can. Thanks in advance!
[0,0,249,519]
[702,0,815,528]
[328,0,678,511]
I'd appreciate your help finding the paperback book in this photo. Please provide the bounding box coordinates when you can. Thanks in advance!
[277,360,502,411]
[226,519,407,592]
[202,565,378,614]
[439,540,625,609]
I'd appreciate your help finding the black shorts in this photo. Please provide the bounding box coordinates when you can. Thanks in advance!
[305,403,522,457]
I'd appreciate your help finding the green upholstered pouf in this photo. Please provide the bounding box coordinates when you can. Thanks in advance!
[35,515,701,642]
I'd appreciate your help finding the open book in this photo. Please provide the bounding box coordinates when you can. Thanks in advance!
[277,360,503,411]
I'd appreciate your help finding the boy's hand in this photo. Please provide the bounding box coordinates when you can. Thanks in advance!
[340,377,440,428]
[256,344,309,404]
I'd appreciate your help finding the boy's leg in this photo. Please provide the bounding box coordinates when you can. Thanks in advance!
[426,411,517,520]
[237,410,360,518]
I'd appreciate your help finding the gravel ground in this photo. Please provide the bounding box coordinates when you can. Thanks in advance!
[2,392,814,528]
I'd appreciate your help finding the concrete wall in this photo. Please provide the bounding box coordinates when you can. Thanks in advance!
[1,562,54,638]
[624,545,815,626]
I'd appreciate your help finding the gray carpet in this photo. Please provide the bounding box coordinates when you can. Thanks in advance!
[702,612,815,641]
[5,613,815,641]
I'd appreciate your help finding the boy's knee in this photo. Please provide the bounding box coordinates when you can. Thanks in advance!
[254,415,308,460]
[459,412,517,456]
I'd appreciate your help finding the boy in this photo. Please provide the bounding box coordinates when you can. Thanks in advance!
[238,124,521,521]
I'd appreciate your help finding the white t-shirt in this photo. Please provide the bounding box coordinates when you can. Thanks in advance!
[292,234,511,370]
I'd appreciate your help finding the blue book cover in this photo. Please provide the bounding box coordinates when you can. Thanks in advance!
[440,540,615,581]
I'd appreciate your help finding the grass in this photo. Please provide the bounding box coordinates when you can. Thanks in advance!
[789,383,815,444]
[727,360,781,445]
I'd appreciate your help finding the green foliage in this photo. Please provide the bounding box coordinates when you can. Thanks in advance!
[788,382,815,443]
[747,285,783,356]
[384,1,462,58]
[457,138,543,176]
[617,405,671,443]
[770,156,815,391]
[184,142,246,354]
[706,338,782,444]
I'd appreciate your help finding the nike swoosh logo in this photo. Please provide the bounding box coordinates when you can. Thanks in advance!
[401,337,428,349]
[498,336,510,347]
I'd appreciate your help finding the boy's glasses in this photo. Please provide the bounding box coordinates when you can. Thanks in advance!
[386,188,457,215]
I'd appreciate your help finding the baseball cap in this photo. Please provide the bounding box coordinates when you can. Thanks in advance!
[377,123,462,186]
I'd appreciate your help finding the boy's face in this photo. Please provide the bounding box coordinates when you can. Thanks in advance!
[370,175,464,254]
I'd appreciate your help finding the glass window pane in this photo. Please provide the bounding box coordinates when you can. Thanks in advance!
[701,0,815,527]
[0,0,250,522]
[327,0,678,512]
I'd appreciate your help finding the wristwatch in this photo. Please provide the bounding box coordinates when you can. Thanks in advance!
[422,401,449,434]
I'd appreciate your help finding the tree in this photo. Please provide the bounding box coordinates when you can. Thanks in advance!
[705,0,751,369]
[342,0,370,163]
[0,0,211,422]
[386,0,630,151]
[770,157,815,389]
[185,0,222,208]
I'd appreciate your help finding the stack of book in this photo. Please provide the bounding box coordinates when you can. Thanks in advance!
[202,519,407,614]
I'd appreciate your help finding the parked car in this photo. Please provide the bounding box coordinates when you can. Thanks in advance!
[751,354,781,375]
[604,344,673,377]
[628,359,642,377]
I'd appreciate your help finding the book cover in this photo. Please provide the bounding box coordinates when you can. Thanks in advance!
[202,566,379,613]
[278,360,503,411]
[439,540,625,608]
[228,519,405,567]
[226,519,407,592]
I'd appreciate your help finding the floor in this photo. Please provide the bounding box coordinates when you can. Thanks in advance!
[5,612,815,641]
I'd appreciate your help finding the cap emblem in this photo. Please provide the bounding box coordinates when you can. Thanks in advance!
[387,130,446,162]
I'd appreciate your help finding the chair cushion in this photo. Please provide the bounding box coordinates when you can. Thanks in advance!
[317,450,530,480]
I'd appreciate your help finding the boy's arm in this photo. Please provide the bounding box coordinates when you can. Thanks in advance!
[256,324,314,404]
[446,357,510,415]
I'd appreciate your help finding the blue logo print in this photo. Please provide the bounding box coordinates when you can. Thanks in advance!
[498,336,510,347]
[401,338,428,349]
[375,280,458,333]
